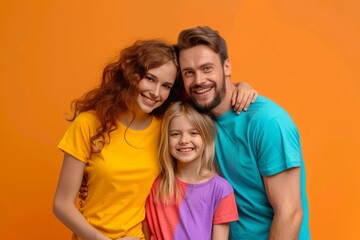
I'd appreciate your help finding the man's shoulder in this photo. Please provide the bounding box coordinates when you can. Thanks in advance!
[252,95,283,111]
[250,95,290,120]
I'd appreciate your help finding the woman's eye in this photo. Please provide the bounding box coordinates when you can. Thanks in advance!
[163,84,172,90]
[146,76,154,81]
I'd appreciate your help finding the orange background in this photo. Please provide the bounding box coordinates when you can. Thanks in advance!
[1,0,359,239]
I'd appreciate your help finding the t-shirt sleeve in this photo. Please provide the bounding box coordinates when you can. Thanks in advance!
[57,112,98,163]
[253,107,303,176]
[213,192,239,224]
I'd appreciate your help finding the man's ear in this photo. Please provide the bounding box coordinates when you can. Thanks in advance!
[224,59,231,77]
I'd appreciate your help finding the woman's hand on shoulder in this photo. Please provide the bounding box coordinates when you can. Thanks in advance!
[232,81,258,114]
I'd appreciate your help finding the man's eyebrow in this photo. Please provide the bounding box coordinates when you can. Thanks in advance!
[181,67,193,73]
[181,62,214,72]
[199,62,215,67]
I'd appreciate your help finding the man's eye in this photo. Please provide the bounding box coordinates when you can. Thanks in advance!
[184,71,193,77]
[203,66,212,72]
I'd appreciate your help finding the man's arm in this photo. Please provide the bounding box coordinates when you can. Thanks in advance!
[263,167,303,240]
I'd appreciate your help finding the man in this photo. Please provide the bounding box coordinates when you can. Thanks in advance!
[177,26,310,239]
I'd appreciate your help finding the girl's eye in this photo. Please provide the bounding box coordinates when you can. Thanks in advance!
[170,132,180,137]
[190,131,199,136]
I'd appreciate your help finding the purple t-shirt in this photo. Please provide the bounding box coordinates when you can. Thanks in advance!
[145,174,239,240]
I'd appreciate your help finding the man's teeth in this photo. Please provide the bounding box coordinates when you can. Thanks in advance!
[195,87,211,94]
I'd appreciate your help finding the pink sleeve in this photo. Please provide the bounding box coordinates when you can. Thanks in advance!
[213,193,239,224]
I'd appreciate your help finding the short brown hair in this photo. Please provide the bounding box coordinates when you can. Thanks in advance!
[177,26,228,64]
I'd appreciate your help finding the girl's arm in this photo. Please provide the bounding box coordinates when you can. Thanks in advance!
[232,81,258,114]
[212,223,230,240]
[53,153,111,240]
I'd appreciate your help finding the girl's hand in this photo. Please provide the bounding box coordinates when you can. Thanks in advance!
[231,82,258,114]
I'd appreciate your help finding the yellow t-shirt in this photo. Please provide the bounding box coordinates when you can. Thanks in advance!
[58,111,161,240]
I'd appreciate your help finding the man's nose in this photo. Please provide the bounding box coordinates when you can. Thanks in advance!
[195,71,205,85]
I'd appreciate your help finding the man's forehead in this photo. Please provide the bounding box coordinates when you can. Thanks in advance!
[179,46,220,67]
[180,45,214,57]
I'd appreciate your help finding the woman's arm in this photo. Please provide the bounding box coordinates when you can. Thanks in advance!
[53,153,111,240]
[232,81,258,114]
[212,223,230,240]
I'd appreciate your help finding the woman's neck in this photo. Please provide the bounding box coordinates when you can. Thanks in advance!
[119,109,153,130]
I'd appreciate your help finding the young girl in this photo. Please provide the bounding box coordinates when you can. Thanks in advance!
[144,101,238,240]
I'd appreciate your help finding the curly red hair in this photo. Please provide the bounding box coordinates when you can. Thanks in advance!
[67,40,184,150]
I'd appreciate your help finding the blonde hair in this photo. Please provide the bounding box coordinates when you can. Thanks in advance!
[156,101,217,205]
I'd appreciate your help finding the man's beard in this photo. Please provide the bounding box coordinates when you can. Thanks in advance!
[190,73,226,113]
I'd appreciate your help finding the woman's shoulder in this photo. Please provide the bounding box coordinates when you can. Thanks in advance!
[75,111,97,120]
[73,111,99,125]
[67,111,101,133]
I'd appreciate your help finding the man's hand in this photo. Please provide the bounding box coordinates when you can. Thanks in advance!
[78,176,88,200]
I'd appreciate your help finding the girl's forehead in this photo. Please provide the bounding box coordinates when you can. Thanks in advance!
[169,114,194,127]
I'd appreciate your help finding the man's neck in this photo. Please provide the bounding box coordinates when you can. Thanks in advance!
[211,78,235,117]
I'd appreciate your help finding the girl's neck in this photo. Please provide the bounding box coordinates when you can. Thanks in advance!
[176,164,214,184]
[119,108,153,130]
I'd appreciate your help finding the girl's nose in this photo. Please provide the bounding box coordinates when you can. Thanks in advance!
[179,135,189,144]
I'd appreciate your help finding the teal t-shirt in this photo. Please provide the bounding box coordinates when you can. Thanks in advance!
[214,95,310,240]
